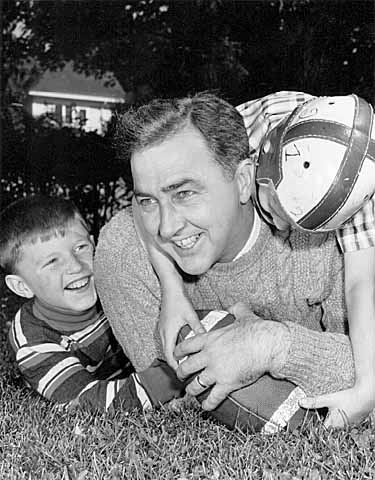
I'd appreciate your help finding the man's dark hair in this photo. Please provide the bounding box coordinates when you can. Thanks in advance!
[0,195,87,274]
[115,92,250,179]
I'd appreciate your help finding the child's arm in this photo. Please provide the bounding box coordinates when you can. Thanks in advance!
[236,91,314,152]
[301,248,375,426]
[345,247,375,384]
[132,197,205,369]
[8,309,184,412]
[300,195,375,428]
[8,313,136,411]
[151,244,205,369]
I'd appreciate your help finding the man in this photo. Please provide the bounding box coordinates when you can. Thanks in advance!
[94,92,355,423]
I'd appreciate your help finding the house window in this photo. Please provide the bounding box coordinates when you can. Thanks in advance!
[79,109,87,124]
[55,104,62,123]
[65,105,72,123]
[45,103,56,114]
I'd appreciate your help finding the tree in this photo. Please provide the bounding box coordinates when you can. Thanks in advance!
[2,1,374,197]
[1,117,129,238]
[2,0,374,106]
[2,0,248,104]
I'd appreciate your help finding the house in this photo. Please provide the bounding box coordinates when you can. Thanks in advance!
[28,62,125,135]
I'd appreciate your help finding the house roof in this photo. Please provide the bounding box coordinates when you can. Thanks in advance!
[29,62,125,102]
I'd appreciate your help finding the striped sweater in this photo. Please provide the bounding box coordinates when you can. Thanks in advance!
[8,299,184,411]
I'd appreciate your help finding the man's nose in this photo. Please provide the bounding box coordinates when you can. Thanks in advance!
[66,253,84,274]
[158,203,184,240]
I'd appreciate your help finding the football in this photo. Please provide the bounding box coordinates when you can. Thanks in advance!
[179,310,320,434]
[256,94,375,232]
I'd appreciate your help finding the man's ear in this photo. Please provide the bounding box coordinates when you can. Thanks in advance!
[89,235,96,249]
[235,159,256,204]
[5,274,34,299]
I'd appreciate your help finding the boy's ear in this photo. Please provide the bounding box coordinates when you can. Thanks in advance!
[5,275,34,299]
[235,159,255,204]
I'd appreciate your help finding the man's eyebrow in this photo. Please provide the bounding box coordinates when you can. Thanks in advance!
[134,179,201,197]
[161,179,200,193]
[133,189,149,197]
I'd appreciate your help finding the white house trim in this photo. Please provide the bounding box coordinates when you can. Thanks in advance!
[29,90,125,104]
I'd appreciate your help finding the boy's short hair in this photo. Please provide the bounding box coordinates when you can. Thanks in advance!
[115,92,250,181]
[0,195,87,274]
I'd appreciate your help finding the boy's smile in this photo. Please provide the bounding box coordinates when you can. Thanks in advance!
[13,218,97,313]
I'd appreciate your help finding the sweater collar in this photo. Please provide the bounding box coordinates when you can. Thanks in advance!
[208,214,273,275]
[32,297,100,332]
[232,207,261,261]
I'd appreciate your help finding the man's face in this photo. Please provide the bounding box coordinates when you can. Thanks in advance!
[14,218,97,312]
[132,125,252,275]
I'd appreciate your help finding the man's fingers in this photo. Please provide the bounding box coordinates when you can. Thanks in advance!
[228,302,250,320]
[176,351,207,380]
[201,384,231,411]
[159,325,179,370]
[165,344,178,370]
[188,315,206,335]
[299,393,335,410]
[186,373,213,397]
[174,333,205,359]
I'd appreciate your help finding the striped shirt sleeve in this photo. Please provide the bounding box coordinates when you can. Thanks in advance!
[236,91,315,152]
[336,196,375,252]
[8,308,141,412]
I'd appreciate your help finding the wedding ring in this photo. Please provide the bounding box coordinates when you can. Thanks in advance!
[196,375,209,390]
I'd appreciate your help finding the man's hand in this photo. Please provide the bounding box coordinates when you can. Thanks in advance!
[159,292,205,370]
[174,302,290,411]
[300,382,375,428]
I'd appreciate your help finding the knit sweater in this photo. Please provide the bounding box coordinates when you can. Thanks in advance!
[8,298,184,411]
[94,206,355,396]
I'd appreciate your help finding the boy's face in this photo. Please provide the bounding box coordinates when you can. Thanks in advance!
[11,217,97,313]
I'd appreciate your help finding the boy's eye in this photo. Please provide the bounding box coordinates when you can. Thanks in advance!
[76,243,89,252]
[44,258,58,267]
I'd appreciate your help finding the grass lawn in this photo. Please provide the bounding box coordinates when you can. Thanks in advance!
[1,279,374,480]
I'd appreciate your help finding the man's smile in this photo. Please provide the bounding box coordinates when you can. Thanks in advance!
[172,233,202,250]
[131,121,253,276]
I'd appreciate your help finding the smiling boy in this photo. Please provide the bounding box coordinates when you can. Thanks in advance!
[0,195,183,412]
[5,203,98,313]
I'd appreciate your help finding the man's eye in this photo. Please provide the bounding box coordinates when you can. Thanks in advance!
[138,197,157,208]
[175,190,194,200]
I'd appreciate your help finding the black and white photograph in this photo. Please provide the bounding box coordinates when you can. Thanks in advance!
[1,1,375,478]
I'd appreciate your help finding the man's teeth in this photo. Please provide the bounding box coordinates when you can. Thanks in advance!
[66,278,89,290]
[175,234,200,249]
